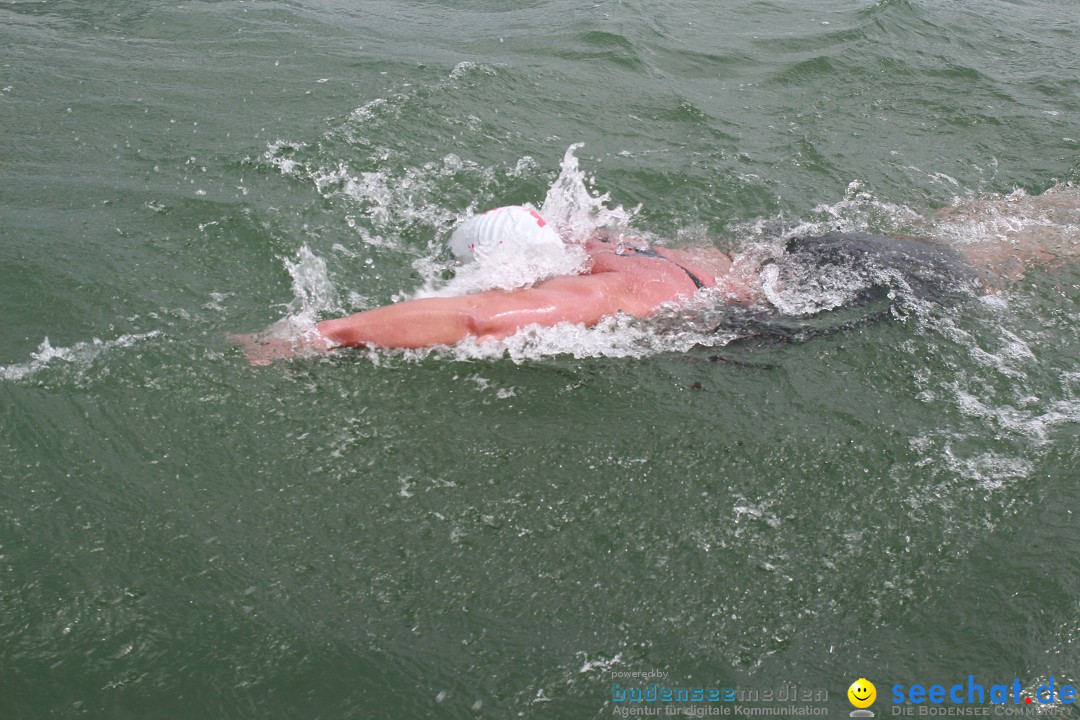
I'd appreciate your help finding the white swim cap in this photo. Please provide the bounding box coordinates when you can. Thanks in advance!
[449,205,563,262]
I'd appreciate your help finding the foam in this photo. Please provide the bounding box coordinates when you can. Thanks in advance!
[0,332,160,383]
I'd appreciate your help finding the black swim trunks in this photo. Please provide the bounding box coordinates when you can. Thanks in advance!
[780,232,979,304]
[712,232,980,343]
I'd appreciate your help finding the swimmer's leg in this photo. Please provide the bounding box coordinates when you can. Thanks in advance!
[930,188,1080,279]
[953,241,1060,280]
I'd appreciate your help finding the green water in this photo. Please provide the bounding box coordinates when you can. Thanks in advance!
[2,0,1079,718]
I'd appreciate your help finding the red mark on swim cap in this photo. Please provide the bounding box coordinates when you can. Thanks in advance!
[1026,698,1032,704]
[527,209,547,227]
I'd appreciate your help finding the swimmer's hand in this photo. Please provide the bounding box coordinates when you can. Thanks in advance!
[230,331,335,366]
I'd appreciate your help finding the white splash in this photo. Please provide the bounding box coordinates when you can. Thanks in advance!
[413,229,589,298]
[758,261,869,316]
[726,179,922,246]
[807,180,923,232]
[256,245,341,344]
[0,332,161,383]
[448,61,497,81]
[539,143,641,242]
[426,311,716,364]
[262,139,307,177]
[578,652,624,675]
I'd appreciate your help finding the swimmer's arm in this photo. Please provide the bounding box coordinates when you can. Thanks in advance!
[314,272,651,350]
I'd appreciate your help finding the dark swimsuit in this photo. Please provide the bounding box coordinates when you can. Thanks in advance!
[780,232,979,303]
[716,231,981,344]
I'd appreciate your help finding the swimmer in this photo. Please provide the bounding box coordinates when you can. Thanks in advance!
[238,206,744,364]
[236,197,1079,365]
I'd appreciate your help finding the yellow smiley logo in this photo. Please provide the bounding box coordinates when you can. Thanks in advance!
[848,678,876,709]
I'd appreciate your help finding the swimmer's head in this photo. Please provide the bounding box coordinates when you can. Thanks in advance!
[449,205,563,263]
